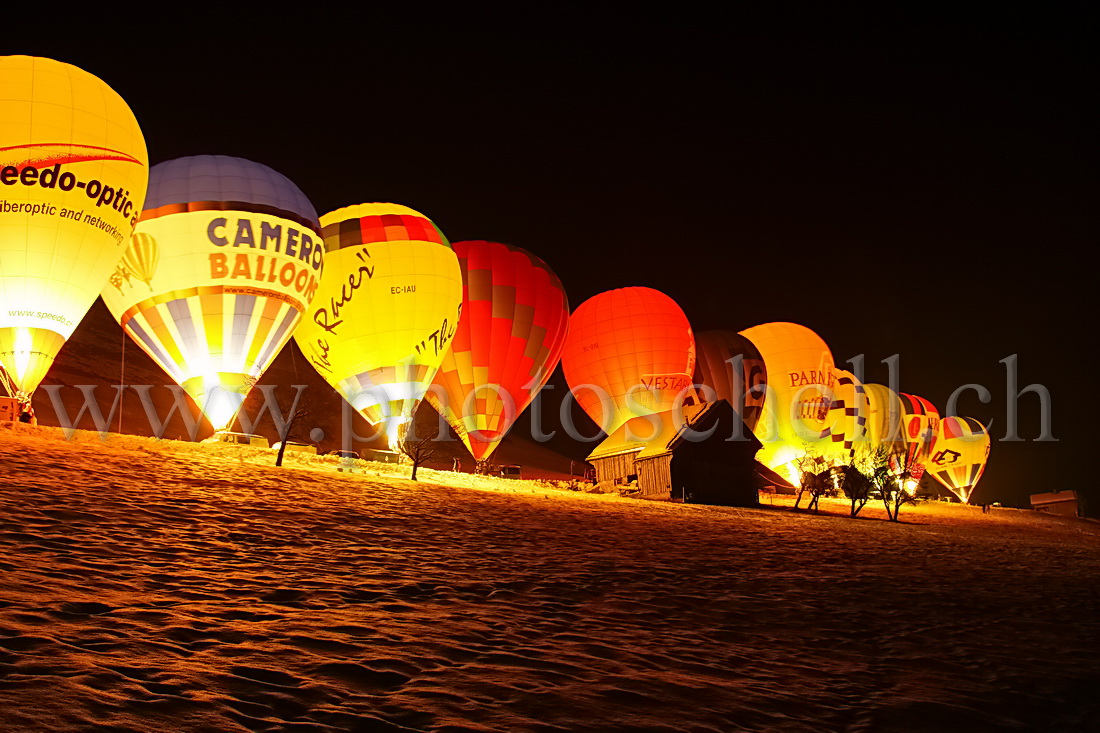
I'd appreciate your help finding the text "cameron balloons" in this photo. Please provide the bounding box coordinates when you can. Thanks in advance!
[101,155,322,431]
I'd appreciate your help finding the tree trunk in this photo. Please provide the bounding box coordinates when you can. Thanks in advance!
[411,463,418,481]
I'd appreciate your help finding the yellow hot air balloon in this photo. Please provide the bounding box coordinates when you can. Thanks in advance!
[927,416,990,503]
[120,232,159,291]
[101,155,323,431]
[294,203,462,449]
[863,382,906,454]
[739,322,837,480]
[817,369,870,464]
[0,56,148,397]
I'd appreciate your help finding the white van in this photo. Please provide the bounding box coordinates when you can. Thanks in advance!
[204,431,270,449]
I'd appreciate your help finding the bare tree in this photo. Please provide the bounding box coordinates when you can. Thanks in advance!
[398,409,440,481]
[794,448,831,511]
[883,454,920,522]
[838,463,874,517]
[858,444,918,522]
[274,401,314,468]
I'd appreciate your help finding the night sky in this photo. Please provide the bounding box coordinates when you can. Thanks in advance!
[11,10,1091,510]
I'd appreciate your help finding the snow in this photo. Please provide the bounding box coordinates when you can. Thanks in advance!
[1,423,1098,731]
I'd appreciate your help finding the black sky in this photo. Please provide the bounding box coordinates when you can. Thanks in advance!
[11,9,1093,508]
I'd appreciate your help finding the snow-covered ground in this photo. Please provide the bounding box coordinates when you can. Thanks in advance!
[1,424,1098,731]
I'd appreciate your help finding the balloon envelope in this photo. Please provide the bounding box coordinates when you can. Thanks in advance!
[898,393,941,475]
[927,416,990,503]
[692,330,767,432]
[294,203,462,448]
[739,322,836,478]
[101,155,322,430]
[426,240,569,461]
[561,287,695,436]
[863,383,906,454]
[817,369,870,463]
[0,56,148,396]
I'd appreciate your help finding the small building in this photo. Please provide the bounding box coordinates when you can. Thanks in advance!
[1030,490,1081,518]
[0,396,18,422]
[587,400,761,506]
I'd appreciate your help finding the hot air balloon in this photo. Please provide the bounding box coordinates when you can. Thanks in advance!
[863,382,906,453]
[739,322,836,479]
[817,369,870,464]
[120,232,159,291]
[926,416,990,503]
[692,330,767,431]
[561,287,695,436]
[101,155,323,431]
[897,393,941,475]
[294,203,462,449]
[0,56,148,398]
[425,240,569,462]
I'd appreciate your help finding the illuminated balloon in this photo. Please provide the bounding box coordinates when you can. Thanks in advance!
[898,393,940,475]
[739,322,836,477]
[426,240,569,462]
[120,232,159,291]
[561,287,695,435]
[863,383,906,453]
[817,369,869,463]
[294,203,462,448]
[0,56,148,396]
[692,330,767,431]
[926,416,990,503]
[101,155,322,430]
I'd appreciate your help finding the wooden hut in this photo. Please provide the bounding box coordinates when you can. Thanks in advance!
[586,400,761,506]
[1030,490,1081,517]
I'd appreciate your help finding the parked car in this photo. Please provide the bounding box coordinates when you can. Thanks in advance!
[326,449,361,460]
[363,449,402,464]
[203,431,270,448]
[272,441,316,454]
[499,464,522,479]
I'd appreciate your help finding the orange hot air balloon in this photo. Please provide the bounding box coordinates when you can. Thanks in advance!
[692,329,767,431]
[927,416,990,503]
[561,287,695,435]
[426,240,569,462]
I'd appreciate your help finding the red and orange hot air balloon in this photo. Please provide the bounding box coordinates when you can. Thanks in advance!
[898,393,941,476]
[562,286,695,435]
[426,240,569,462]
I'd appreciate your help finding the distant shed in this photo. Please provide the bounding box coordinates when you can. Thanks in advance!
[1030,490,1081,518]
[586,400,761,506]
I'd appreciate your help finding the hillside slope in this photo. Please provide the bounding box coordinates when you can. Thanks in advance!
[1,426,1098,731]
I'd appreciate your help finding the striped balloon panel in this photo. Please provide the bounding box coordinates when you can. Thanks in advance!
[863,383,906,452]
[899,393,941,467]
[122,289,300,384]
